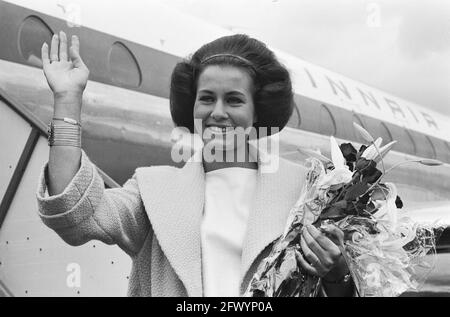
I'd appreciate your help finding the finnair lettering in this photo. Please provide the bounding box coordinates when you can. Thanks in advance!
[357,88,380,110]
[302,67,439,131]
[421,111,439,130]
[326,76,352,100]
[385,98,406,119]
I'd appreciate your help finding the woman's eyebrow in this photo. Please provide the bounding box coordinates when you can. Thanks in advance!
[227,91,246,97]
[197,89,214,94]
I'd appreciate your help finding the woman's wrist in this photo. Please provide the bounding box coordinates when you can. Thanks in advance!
[323,256,349,283]
[322,271,351,284]
[53,91,83,122]
[54,90,83,101]
[320,275,355,297]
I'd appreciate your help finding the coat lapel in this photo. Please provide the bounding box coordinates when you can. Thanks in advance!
[136,144,306,297]
[136,150,205,297]
[240,150,306,291]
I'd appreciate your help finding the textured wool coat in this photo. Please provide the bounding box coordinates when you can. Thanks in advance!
[36,148,308,296]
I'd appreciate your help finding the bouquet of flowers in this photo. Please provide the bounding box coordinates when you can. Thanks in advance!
[245,123,444,297]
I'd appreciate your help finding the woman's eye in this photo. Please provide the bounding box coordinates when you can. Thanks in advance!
[199,96,214,103]
[228,97,243,104]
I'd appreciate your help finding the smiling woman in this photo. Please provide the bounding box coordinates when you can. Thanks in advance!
[35,31,355,297]
[170,34,294,138]
[194,65,256,157]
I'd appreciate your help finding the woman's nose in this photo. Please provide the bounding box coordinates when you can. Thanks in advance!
[210,100,228,120]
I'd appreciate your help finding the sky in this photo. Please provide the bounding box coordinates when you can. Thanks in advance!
[163,0,450,116]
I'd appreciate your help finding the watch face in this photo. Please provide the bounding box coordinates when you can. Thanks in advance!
[343,273,351,283]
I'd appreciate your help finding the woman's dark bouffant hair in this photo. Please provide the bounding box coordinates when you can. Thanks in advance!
[170,34,294,136]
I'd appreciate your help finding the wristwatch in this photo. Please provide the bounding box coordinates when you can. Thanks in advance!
[47,120,54,146]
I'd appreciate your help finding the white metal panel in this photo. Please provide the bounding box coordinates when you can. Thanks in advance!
[0,136,131,296]
[0,101,32,200]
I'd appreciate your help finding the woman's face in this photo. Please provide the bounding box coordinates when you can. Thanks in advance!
[193,65,257,151]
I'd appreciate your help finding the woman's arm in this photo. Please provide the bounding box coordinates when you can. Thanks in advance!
[37,150,151,256]
[41,31,89,195]
[38,32,151,255]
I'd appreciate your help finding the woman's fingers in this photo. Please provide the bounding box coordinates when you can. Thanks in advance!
[320,224,345,247]
[300,234,328,276]
[300,234,322,267]
[302,225,330,263]
[41,42,50,67]
[50,34,59,62]
[305,225,341,259]
[69,35,85,69]
[59,31,68,61]
[295,250,320,277]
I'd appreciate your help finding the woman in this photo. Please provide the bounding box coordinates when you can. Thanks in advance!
[37,31,354,297]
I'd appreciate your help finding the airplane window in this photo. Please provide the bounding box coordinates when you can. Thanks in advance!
[404,129,417,156]
[429,137,449,163]
[319,104,336,136]
[379,122,393,145]
[445,141,450,163]
[18,16,53,67]
[412,131,436,159]
[425,136,437,159]
[108,42,142,88]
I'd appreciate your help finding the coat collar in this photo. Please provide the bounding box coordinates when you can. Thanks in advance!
[136,143,305,296]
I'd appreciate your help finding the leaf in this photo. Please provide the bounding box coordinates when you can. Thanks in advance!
[395,195,403,208]
[364,169,382,184]
[319,205,347,221]
[356,158,377,176]
[344,183,369,201]
[353,122,374,143]
[340,143,357,162]
[419,159,443,166]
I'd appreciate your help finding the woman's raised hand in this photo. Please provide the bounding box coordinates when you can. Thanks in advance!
[41,31,89,100]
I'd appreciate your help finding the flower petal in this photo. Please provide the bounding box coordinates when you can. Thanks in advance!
[330,136,347,168]
[297,147,332,164]
[353,122,374,143]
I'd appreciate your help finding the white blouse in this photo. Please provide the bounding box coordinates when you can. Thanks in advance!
[201,167,258,297]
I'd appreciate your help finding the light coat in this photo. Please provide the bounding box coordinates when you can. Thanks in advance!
[36,148,307,296]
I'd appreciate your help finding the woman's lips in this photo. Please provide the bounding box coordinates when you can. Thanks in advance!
[206,126,235,134]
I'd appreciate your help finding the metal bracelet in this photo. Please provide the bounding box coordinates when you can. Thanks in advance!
[47,121,82,147]
[52,117,82,127]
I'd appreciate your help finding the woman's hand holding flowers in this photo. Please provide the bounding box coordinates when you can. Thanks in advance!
[297,224,349,281]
